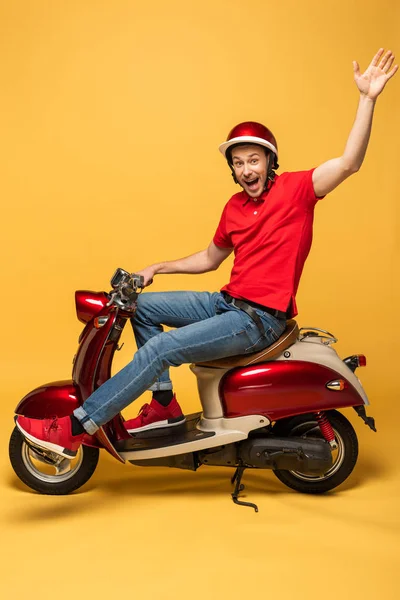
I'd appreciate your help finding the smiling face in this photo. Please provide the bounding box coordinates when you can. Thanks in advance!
[230,144,270,198]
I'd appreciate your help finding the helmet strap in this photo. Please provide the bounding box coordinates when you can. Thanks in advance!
[229,164,239,184]
[265,157,276,190]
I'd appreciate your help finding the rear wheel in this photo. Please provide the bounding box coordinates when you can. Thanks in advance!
[272,410,358,494]
[9,426,99,495]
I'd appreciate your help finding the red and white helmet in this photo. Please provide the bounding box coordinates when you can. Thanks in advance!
[219,121,278,169]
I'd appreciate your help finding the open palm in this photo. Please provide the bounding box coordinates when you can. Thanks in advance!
[353,48,398,99]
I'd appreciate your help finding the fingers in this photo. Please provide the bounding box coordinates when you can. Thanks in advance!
[368,48,398,80]
[379,49,394,71]
[387,63,399,80]
[383,53,397,75]
[141,276,152,287]
[378,50,398,80]
[371,47,385,67]
[352,60,360,77]
[382,55,394,72]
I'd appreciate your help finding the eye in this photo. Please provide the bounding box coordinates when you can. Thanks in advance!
[251,159,258,164]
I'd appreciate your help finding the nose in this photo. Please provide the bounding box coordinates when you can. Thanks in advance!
[243,162,253,177]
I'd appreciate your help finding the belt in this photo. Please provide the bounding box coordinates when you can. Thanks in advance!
[222,292,287,337]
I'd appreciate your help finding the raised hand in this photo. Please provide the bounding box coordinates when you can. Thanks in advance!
[353,48,398,100]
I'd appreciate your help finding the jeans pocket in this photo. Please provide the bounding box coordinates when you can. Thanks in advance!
[244,317,285,354]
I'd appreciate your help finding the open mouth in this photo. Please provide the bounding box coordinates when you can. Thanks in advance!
[244,177,259,190]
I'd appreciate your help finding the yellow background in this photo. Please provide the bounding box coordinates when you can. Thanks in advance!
[0,1,399,598]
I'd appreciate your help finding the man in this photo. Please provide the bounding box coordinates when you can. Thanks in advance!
[16,48,397,458]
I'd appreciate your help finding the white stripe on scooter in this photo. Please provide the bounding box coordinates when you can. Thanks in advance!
[121,414,270,460]
[126,417,186,434]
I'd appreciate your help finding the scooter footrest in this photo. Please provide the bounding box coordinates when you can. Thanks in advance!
[114,412,215,452]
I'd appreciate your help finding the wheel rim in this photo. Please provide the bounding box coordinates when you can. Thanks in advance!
[288,421,345,482]
[21,441,84,483]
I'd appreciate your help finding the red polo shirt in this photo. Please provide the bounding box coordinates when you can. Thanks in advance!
[213,168,324,318]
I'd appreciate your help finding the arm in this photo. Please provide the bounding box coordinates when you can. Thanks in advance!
[136,241,233,286]
[312,48,398,198]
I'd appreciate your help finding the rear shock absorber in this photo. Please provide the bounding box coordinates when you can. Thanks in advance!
[315,412,337,449]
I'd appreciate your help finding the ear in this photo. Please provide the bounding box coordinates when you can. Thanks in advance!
[267,150,279,171]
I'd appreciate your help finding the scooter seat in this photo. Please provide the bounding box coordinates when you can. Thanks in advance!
[195,319,299,369]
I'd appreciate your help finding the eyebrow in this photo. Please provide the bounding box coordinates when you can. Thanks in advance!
[232,152,260,160]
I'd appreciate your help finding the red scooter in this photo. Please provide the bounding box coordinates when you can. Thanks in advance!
[9,269,376,511]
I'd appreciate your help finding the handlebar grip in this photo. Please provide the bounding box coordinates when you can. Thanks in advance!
[130,274,145,288]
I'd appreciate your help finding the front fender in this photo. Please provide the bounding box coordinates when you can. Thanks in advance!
[15,379,104,449]
[15,380,81,418]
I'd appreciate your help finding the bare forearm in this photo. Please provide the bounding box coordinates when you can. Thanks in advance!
[342,94,376,171]
[306,49,396,198]
[153,250,215,276]
[136,242,232,286]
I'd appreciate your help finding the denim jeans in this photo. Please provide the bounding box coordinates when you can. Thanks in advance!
[74,291,286,434]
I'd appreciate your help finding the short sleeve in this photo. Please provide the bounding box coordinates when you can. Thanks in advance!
[291,168,326,211]
[213,203,232,248]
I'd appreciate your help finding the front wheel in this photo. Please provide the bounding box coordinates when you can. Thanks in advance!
[9,426,100,495]
[272,410,358,494]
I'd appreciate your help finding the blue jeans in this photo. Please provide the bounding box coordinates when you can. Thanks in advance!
[74,291,286,434]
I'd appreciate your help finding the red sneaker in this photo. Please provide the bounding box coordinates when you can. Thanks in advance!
[124,395,185,434]
[16,415,85,459]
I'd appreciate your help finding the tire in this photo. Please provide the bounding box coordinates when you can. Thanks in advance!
[9,426,100,495]
[272,410,358,494]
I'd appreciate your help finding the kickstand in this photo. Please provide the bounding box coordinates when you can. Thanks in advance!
[231,466,258,513]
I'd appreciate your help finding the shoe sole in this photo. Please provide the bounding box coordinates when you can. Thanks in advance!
[15,420,77,460]
[126,415,186,434]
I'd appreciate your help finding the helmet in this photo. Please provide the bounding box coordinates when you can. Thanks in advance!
[219,121,279,170]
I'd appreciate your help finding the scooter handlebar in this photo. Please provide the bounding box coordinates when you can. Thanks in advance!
[110,268,145,290]
[107,268,146,312]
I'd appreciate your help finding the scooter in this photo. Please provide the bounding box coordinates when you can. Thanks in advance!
[9,269,376,511]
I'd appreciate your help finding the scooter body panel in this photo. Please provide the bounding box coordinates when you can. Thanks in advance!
[190,365,228,419]
[119,414,270,460]
[191,339,368,426]
[15,380,81,418]
[75,290,109,324]
[14,379,102,448]
[72,308,118,401]
[221,360,364,420]
[276,338,369,404]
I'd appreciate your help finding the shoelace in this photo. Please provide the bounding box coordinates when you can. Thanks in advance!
[44,417,60,434]
[138,404,150,420]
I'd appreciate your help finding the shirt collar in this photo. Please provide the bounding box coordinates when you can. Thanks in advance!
[241,185,272,207]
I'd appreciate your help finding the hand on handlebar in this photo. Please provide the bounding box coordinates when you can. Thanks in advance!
[135,265,156,288]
